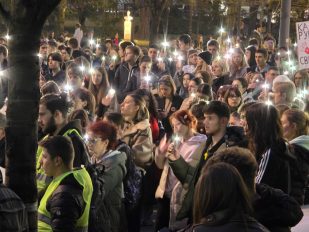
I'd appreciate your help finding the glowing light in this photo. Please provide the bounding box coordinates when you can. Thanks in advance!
[219,27,225,34]
[226,37,231,43]
[107,88,116,98]
[101,56,106,61]
[64,84,73,92]
[224,53,231,59]
[177,55,184,61]
[293,42,297,47]
[37,53,43,58]
[95,44,100,48]
[173,50,179,57]
[158,57,163,62]
[168,57,173,62]
[173,135,182,145]
[277,52,281,56]
[144,75,151,82]
[5,34,10,40]
[283,71,289,75]
[161,41,170,47]
[217,55,221,61]
[262,83,270,89]
[89,68,95,74]
[89,39,95,45]
[191,93,197,98]
[228,48,234,54]
[79,65,85,72]
[287,50,291,55]
[112,55,117,61]
[235,43,240,48]
[255,79,260,83]
[83,134,89,142]
[265,100,273,106]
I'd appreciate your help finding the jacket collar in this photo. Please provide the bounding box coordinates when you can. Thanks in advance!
[122,119,150,137]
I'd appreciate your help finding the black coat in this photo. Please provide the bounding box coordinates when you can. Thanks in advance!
[192,214,269,232]
[57,120,90,167]
[113,62,138,103]
[212,74,231,95]
[45,173,85,232]
[155,94,183,136]
[255,140,290,194]
[254,183,303,232]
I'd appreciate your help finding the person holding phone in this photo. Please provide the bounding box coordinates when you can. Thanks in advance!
[154,110,206,231]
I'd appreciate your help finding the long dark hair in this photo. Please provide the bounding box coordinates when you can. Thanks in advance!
[246,102,283,159]
[134,89,159,119]
[88,67,109,105]
[193,163,252,224]
[245,45,257,67]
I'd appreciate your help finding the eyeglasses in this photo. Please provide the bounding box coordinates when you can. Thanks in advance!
[86,137,101,145]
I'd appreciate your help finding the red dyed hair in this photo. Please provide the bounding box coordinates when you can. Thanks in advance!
[88,121,117,150]
[169,110,197,128]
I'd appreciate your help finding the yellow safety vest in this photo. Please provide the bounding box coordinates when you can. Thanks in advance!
[38,167,93,232]
[36,129,82,192]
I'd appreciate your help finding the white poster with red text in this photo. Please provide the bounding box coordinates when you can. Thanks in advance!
[296,21,309,70]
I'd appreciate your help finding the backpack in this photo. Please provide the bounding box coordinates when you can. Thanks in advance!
[116,142,143,210]
[86,163,105,232]
[285,144,309,205]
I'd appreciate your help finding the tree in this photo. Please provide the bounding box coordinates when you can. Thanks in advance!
[0,0,60,230]
[134,0,171,44]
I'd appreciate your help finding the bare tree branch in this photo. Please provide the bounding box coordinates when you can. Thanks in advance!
[0,1,11,21]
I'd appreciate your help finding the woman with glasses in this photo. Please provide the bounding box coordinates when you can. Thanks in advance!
[86,120,127,232]
[223,86,242,113]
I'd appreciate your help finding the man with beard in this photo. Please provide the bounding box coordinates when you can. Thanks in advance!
[165,101,245,226]
[37,93,90,193]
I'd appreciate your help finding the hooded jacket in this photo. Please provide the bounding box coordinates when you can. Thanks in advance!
[93,150,127,232]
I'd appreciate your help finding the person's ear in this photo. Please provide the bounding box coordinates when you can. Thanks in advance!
[221,117,229,126]
[54,156,63,167]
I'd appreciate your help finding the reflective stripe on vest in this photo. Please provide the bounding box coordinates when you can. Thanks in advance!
[38,213,88,232]
[38,168,93,232]
[36,129,82,192]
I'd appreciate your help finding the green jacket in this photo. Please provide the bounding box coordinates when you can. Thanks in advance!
[169,126,245,221]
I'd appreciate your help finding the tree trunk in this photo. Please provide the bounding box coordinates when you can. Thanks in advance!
[188,0,193,35]
[0,1,61,230]
[149,11,162,44]
[278,0,291,48]
[248,5,259,36]
[138,6,150,40]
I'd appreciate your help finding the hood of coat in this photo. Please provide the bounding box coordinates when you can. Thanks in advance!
[58,119,83,136]
[290,135,309,151]
[122,119,150,137]
[97,150,127,171]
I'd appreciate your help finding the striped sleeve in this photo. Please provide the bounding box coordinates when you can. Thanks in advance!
[255,149,271,184]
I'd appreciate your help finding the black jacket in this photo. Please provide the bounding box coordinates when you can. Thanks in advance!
[212,74,231,94]
[46,173,85,232]
[255,140,290,194]
[191,213,269,232]
[57,120,90,167]
[113,62,138,103]
[254,183,303,232]
[155,94,183,136]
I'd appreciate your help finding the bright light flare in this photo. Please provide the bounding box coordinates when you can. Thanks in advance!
[89,39,95,45]
[161,41,170,47]
[107,88,116,98]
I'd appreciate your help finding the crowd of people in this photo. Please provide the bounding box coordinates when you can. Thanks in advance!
[0,21,309,232]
